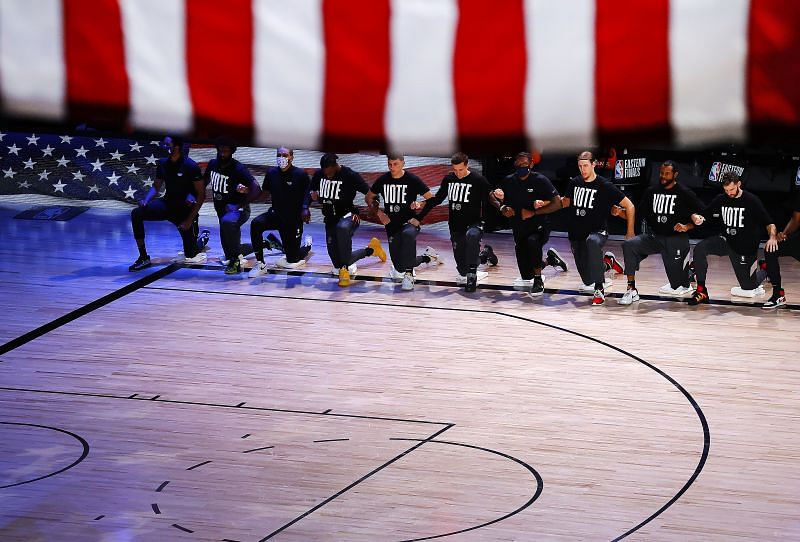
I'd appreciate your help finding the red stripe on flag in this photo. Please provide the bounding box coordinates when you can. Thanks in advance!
[454,0,526,153]
[186,0,253,141]
[747,1,800,137]
[321,0,391,152]
[595,0,670,144]
[63,0,129,127]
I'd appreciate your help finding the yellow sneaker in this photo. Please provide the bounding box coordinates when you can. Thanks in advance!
[368,237,386,262]
[338,266,351,287]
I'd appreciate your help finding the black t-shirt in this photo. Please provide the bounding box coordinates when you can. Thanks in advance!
[262,165,312,224]
[703,190,773,254]
[310,165,369,223]
[204,158,256,215]
[425,171,491,232]
[567,175,625,240]
[499,172,559,230]
[370,171,430,235]
[639,182,704,236]
[157,156,202,207]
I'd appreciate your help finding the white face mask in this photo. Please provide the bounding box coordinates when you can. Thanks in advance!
[277,156,289,169]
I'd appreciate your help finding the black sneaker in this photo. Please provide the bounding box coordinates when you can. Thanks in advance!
[465,272,477,292]
[762,292,786,309]
[687,287,709,306]
[686,262,696,284]
[529,277,544,296]
[197,229,210,249]
[480,245,499,266]
[128,255,151,272]
[224,258,241,275]
[546,248,568,272]
[265,232,284,252]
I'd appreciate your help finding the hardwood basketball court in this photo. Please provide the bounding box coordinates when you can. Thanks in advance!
[1,200,799,541]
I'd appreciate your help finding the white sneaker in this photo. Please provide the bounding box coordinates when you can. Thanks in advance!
[618,288,640,305]
[659,283,691,296]
[348,263,357,275]
[275,257,306,269]
[330,266,339,276]
[457,275,467,285]
[388,266,405,282]
[580,279,611,292]
[423,246,443,266]
[248,261,268,278]
[476,270,489,282]
[401,271,415,291]
[171,251,185,263]
[731,285,766,298]
[513,277,532,290]
[183,252,207,265]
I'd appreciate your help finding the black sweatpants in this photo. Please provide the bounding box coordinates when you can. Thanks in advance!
[250,208,309,264]
[131,198,199,258]
[570,232,608,289]
[622,233,691,289]
[325,216,369,269]
[765,233,800,288]
[217,204,251,262]
[513,222,549,280]
[693,235,759,289]
[450,224,483,276]
[388,223,426,272]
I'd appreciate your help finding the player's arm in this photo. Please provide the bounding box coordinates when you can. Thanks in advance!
[778,211,800,241]
[619,197,635,239]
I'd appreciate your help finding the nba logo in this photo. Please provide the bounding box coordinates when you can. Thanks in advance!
[709,162,721,183]
[795,166,800,187]
[614,160,624,180]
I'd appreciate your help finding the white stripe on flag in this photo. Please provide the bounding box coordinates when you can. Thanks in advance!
[385,0,458,156]
[524,0,595,150]
[0,0,65,120]
[670,0,750,147]
[253,0,324,150]
[119,0,193,132]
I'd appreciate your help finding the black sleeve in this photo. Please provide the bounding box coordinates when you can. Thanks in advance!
[369,175,384,198]
[702,194,724,217]
[536,174,559,200]
[310,170,321,192]
[411,173,431,196]
[349,168,370,194]
[606,181,625,206]
[156,160,166,181]
[417,176,449,221]
[750,193,774,226]
[681,185,704,213]
[298,170,312,208]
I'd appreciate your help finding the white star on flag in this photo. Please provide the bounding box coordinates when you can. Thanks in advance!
[7,143,20,155]
[145,154,158,165]
[72,170,86,182]
[53,179,67,193]
[2,167,15,178]
[0,132,5,141]
[129,142,142,152]
[38,170,51,180]
[143,177,154,188]
[19,180,31,189]
[41,145,55,157]
[90,159,104,171]
[56,156,70,167]
[26,133,40,146]
[109,150,123,160]
[59,135,73,144]
[126,164,140,174]
[23,158,36,169]
[150,140,161,145]
[88,184,100,194]
[123,186,137,199]
[107,171,121,185]
[94,137,107,148]
[75,146,89,157]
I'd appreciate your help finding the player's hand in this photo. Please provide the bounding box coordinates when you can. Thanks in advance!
[493,188,504,201]
[765,238,779,252]
[674,223,690,233]
[137,198,148,208]
[301,208,311,224]
[520,208,534,220]
[610,205,624,217]
[236,183,249,194]
[410,200,423,211]
[777,232,787,242]
[691,213,705,226]
[501,205,515,218]
[351,214,361,227]
[408,218,421,228]
[377,210,390,225]
[310,191,319,201]
[625,231,635,240]
[534,199,546,209]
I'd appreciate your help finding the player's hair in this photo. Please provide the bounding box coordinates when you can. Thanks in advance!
[450,152,469,165]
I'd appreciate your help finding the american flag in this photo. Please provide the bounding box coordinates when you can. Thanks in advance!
[0,0,798,154]
[0,130,458,224]
[0,131,162,201]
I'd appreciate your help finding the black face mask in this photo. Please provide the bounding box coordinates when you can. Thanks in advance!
[516,166,530,177]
